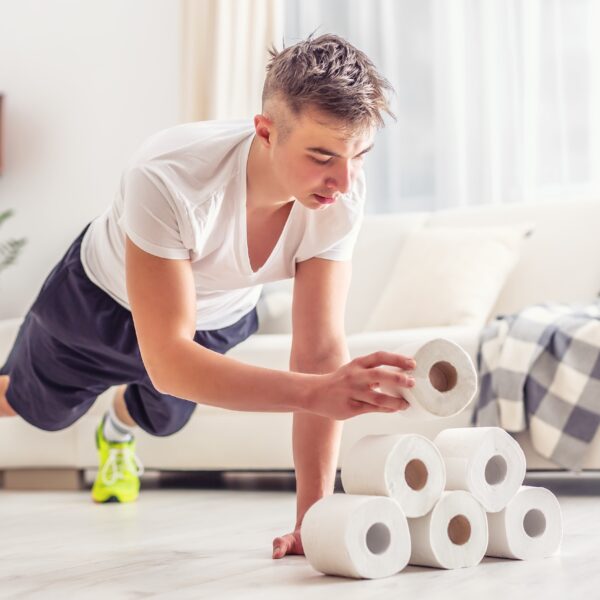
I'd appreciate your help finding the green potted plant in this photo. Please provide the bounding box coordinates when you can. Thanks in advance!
[0,210,26,273]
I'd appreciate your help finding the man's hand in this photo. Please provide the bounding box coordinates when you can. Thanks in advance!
[302,351,417,420]
[272,527,303,559]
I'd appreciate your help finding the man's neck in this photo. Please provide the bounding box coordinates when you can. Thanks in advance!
[246,135,294,213]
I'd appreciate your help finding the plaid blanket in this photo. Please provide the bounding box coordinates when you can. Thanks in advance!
[472,300,600,471]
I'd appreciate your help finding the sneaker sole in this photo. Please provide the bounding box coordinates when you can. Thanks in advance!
[93,495,120,504]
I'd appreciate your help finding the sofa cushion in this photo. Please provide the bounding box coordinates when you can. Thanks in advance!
[345,212,430,333]
[365,223,533,330]
[427,198,600,317]
[255,290,293,334]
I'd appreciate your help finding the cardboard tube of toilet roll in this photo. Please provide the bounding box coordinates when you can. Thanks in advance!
[486,486,563,559]
[341,434,446,518]
[378,338,477,419]
[301,494,411,579]
[434,427,527,512]
[408,490,489,569]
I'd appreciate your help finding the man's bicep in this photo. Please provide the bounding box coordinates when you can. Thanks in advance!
[125,235,196,382]
[291,257,352,359]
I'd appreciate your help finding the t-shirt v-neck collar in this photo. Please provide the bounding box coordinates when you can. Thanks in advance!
[238,133,298,276]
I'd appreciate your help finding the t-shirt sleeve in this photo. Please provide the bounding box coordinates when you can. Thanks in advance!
[314,211,364,261]
[313,170,366,261]
[119,166,191,260]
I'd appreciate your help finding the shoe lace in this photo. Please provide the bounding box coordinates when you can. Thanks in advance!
[100,445,145,486]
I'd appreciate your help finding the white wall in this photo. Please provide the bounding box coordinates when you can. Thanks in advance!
[0,0,182,318]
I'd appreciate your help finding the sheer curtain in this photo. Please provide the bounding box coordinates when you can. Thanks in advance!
[284,0,600,213]
[181,0,283,121]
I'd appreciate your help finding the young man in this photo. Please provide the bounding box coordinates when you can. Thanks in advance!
[0,34,417,559]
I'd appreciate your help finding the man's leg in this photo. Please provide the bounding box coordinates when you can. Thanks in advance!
[1,374,138,429]
[92,384,143,504]
[0,375,17,417]
[101,384,137,441]
[112,384,136,427]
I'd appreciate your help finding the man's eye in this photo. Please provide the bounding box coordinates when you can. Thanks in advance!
[310,156,332,165]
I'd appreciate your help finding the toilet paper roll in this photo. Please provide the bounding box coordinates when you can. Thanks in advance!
[341,434,446,518]
[377,338,477,419]
[408,490,488,569]
[434,427,526,513]
[486,486,563,560]
[301,494,411,579]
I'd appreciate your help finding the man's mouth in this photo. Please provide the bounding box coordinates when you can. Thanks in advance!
[313,193,336,204]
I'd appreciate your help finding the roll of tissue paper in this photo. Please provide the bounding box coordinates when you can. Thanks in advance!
[301,494,411,579]
[486,486,563,559]
[378,338,477,419]
[341,434,446,518]
[434,427,526,513]
[408,490,488,569]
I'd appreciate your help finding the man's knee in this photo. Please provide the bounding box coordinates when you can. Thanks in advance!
[123,381,196,437]
[141,412,193,437]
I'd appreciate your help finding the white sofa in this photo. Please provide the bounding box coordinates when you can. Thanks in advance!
[2,197,600,478]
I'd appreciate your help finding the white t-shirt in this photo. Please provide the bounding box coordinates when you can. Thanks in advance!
[80,120,366,330]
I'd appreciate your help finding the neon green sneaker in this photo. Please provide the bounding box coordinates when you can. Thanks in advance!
[91,415,144,503]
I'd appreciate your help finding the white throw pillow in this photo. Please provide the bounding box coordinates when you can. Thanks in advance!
[365,224,534,331]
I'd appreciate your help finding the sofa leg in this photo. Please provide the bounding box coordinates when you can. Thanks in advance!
[1,468,86,491]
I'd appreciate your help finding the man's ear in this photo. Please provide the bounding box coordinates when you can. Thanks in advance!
[254,114,274,149]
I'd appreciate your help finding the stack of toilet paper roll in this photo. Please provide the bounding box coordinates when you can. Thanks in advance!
[300,340,562,579]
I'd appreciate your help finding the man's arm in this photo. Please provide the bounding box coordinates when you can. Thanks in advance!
[125,235,316,412]
[126,236,412,420]
[291,350,348,527]
[288,257,353,528]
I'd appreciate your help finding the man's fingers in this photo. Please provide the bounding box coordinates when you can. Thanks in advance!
[354,351,416,371]
[365,367,416,390]
[272,536,287,559]
[273,532,304,559]
[272,534,296,559]
[349,391,409,412]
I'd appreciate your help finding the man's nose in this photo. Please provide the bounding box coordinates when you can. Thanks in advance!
[325,161,353,195]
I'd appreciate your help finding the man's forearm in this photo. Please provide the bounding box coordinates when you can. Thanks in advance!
[291,348,350,528]
[152,339,318,413]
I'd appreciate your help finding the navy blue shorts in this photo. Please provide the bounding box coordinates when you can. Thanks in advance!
[0,223,259,436]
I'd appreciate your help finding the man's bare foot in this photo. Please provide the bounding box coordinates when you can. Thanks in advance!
[0,375,17,417]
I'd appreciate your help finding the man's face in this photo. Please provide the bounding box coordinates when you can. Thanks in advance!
[268,106,375,210]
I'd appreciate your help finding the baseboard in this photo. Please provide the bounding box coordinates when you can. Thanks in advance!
[1,468,85,491]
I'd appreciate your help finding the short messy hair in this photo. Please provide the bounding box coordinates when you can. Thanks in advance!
[262,33,395,132]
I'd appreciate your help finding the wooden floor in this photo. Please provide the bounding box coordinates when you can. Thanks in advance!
[1,472,599,600]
